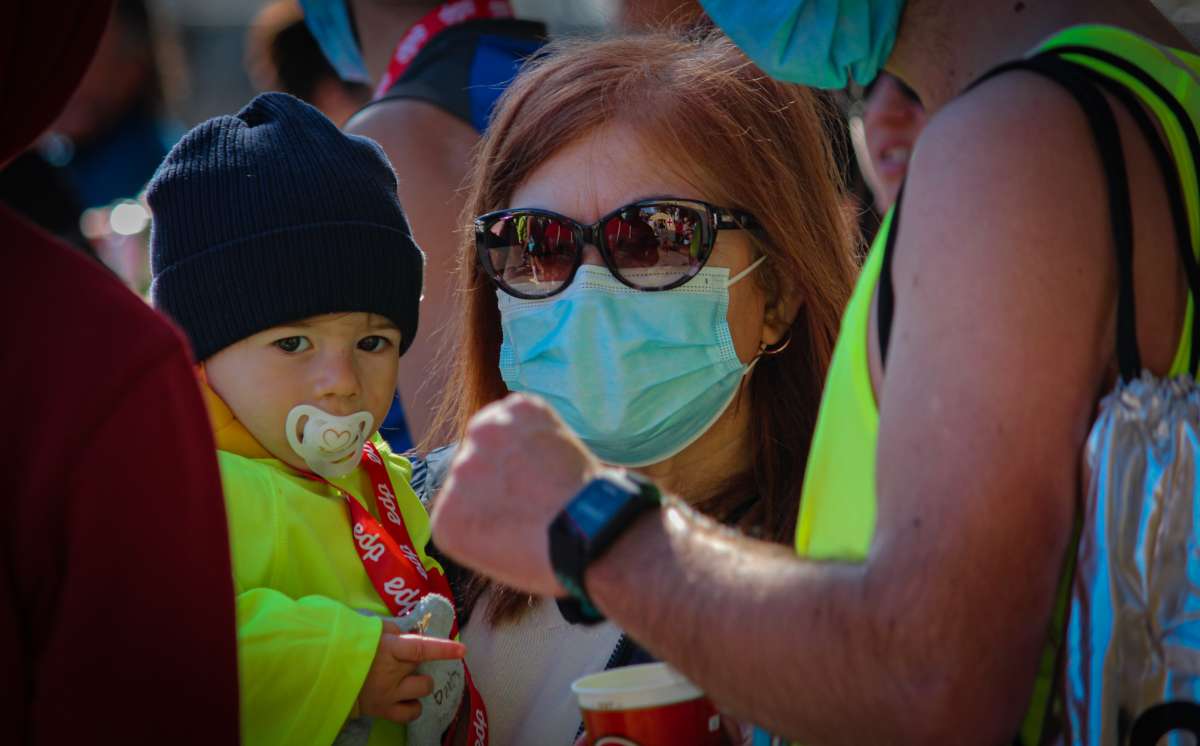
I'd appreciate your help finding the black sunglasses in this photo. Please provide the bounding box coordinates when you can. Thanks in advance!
[474,198,760,299]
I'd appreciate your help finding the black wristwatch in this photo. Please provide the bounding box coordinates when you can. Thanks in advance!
[549,469,661,624]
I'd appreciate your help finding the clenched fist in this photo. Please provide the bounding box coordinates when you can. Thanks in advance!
[430,394,602,597]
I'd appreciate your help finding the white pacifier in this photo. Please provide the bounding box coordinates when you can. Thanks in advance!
[285,404,374,479]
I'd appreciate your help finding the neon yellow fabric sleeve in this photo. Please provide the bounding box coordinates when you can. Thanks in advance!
[235,587,381,744]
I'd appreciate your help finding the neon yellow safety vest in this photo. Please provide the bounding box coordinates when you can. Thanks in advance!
[797,24,1200,743]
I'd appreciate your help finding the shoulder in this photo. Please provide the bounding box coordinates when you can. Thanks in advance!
[1,211,197,438]
[7,211,182,351]
[343,96,477,194]
[914,69,1104,213]
[896,69,1111,282]
[375,438,415,485]
[879,69,1119,446]
[216,453,289,586]
[345,98,478,176]
[217,453,283,526]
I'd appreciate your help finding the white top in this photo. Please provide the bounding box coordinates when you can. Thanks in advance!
[462,587,624,746]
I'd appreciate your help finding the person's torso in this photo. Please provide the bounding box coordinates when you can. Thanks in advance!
[220,443,439,613]
[797,23,1200,743]
[461,588,623,746]
[366,18,546,134]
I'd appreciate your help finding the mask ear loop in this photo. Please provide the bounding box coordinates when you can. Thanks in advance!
[725,255,767,287]
[733,254,789,360]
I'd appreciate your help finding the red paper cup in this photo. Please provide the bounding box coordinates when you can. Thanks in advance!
[572,662,723,746]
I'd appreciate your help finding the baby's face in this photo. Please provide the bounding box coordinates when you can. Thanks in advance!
[205,312,402,472]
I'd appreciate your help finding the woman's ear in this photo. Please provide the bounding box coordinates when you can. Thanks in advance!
[760,284,804,348]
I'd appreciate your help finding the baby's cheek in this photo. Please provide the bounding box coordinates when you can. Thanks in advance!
[365,361,400,425]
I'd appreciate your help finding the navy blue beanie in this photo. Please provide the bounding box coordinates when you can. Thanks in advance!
[148,92,423,361]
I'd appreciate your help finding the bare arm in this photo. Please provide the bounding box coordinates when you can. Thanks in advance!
[434,76,1152,744]
[594,76,1122,742]
[346,100,479,443]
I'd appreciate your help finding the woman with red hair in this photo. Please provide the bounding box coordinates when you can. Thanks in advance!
[419,29,858,744]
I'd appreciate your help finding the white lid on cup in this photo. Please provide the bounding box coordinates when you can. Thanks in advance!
[572,662,704,712]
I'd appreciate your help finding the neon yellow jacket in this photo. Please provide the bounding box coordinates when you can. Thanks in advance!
[202,382,442,745]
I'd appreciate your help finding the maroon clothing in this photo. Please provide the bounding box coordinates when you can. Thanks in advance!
[0,2,239,743]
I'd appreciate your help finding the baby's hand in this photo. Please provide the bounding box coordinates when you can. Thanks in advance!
[357,621,465,724]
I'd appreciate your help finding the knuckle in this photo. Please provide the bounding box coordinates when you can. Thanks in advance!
[411,674,434,697]
[393,701,422,722]
[507,392,548,418]
[464,415,506,449]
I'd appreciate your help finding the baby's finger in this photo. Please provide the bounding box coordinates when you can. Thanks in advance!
[377,699,423,725]
[393,673,434,702]
[384,634,465,663]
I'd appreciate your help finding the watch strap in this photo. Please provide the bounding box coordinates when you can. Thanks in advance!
[549,469,660,625]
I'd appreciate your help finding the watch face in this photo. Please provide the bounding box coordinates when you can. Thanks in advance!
[564,478,639,537]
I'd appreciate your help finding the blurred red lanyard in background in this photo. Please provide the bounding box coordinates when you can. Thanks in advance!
[374,0,515,97]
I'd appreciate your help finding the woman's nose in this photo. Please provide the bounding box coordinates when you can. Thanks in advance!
[581,242,604,266]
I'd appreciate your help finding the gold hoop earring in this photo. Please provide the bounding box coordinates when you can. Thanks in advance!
[759,330,793,357]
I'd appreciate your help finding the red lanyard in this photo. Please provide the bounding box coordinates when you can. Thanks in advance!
[373,0,515,98]
[320,442,489,746]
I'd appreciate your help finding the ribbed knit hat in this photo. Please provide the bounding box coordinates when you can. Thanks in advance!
[148,92,423,361]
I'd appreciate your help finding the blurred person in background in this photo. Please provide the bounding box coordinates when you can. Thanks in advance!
[17,0,190,293]
[0,0,177,260]
[301,0,546,450]
[246,0,371,127]
[0,1,239,742]
[0,149,91,254]
[615,0,705,29]
[44,0,185,211]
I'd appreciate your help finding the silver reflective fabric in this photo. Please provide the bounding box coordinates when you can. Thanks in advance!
[1067,374,1200,745]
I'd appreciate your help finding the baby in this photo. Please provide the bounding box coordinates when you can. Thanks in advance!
[148,93,484,745]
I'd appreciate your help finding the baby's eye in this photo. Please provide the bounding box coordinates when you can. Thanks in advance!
[358,335,391,352]
[274,336,311,353]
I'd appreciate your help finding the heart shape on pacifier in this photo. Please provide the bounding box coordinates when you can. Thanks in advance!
[285,404,375,479]
[322,428,353,451]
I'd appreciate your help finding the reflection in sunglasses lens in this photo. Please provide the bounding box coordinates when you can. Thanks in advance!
[484,214,578,296]
[605,205,703,288]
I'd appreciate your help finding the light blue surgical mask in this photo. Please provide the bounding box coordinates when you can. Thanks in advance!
[699,0,906,89]
[299,0,373,85]
[498,260,764,467]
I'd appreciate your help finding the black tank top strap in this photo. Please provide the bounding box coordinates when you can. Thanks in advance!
[1038,46,1200,374]
[876,185,903,366]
